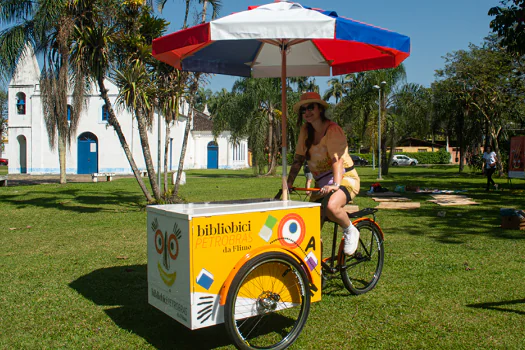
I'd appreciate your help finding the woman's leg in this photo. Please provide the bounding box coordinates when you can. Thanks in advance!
[486,168,495,190]
[324,190,359,255]
[324,190,350,227]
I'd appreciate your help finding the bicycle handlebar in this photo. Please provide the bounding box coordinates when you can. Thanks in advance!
[274,187,322,200]
[291,187,321,192]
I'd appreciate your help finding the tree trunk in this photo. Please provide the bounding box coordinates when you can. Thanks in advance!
[183,0,191,28]
[201,0,208,23]
[163,121,171,195]
[171,107,193,199]
[97,78,154,203]
[136,111,161,201]
[58,134,67,184]
[270,123,278,176]
[265,112,277,176]
[489,124,503,176]
[360,109,370,143]
[457,111,465,172]
[380,133,389,176]
[382,129,395,176]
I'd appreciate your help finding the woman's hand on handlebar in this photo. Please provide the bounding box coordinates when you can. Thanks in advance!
[318,184,340,196]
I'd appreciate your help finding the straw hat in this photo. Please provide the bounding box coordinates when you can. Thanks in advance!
[293,91,330,113]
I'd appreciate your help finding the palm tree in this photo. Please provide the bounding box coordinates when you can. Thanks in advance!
[323,76,346,104]
[0,0,89,183]
[386,83,432,172]
[171,0,222,198]
[153,64,185,198]
[155,0,221,28]
[70,0,154,202]
[212,77,285,176]
[199,0,222,23]
[113,1,171,202]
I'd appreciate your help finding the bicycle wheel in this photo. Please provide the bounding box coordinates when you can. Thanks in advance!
[340,219,384,295]
[224,252,311,350]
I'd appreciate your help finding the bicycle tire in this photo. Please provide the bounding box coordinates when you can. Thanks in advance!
[224,252,311,350]
[340,219,384,295]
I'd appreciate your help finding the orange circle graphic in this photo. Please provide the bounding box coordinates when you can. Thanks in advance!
[168,234,179,260]
[277,213,306,248]
[155,229,164,254]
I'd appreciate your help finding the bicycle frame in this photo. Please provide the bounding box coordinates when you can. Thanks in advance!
[283,187,383,280]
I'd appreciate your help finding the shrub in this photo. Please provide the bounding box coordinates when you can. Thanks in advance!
[401,150,451,164]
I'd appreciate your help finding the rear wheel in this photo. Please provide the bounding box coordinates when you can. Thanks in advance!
[340,219,384,295]
[224,252,311,350]
[392,162,398,166]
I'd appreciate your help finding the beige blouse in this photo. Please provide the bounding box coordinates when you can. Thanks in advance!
[295,122,354,178]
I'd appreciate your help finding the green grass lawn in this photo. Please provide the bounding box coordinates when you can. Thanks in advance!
[1,166,524,349]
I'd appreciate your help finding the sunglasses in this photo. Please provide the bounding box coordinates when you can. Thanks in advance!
[300,103,317,114]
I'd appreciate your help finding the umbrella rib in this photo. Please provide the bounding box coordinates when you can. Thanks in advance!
[259,39,281,46]
[250,41,266,68]
[180,42,214,61]
[309,40,334,66]
[288,39,308,46]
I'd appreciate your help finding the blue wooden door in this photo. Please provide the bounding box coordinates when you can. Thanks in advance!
[207,142,218,169]
[78,133,98,174]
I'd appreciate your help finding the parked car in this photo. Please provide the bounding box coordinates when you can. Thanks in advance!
[0,158,7,166]
[350,155,369,166]
[391,154,418,166]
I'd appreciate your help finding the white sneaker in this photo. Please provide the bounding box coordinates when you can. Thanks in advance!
[343,225,360,256]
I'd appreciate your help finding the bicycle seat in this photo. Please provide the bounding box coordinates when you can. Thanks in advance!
[347,208,377,218]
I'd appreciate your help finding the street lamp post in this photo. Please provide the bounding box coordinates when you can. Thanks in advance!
[373,81,386,180]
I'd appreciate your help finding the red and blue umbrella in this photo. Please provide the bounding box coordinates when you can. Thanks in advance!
[152,1,410,198]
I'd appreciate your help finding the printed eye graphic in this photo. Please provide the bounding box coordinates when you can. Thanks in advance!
[168,233,179,260]
[155,229,164,254]
[278,213,305,248]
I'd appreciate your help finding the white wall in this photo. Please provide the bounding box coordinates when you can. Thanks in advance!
[6,47,249,175]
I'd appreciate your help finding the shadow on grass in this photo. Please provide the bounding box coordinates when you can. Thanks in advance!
[467,298,525,315]
[354,185,525,245]
[380,203,525,244]
[0,188,144,213]
[69,265,232,349]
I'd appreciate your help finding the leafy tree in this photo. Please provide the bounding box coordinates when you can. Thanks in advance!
[0,0,90,183]
[211,78,300,176]
[386,83,432,173]
[436,37,525,175]
[335,66,406,174]
[489,0,525,55]
[335,73,378,150]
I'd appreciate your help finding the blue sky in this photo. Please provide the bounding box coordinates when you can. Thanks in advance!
[0,0,501,94]
[158,0,501,94]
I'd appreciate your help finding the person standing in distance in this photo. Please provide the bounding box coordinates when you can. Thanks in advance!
[482,145,498,191]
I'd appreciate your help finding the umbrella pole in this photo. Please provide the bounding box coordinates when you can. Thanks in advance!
[281,42,288,201]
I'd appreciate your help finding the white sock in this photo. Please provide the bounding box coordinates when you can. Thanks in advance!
[343,224,354,234]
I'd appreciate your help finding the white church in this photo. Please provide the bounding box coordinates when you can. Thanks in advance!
[7,47,249,175]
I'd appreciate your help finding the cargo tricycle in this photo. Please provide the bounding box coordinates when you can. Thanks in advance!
[147,189,384,350]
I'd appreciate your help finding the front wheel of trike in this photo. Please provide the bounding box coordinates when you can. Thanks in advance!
[224,252,311,350]
[340,219,384,295]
